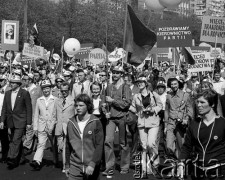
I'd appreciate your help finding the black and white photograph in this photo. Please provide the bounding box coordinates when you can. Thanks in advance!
[0,0,225,180]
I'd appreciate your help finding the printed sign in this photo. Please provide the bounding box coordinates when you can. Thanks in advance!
[108,48,126,62]
[1,20,19,51]
[156,20,192,47]
[200,16,225,44]
[89,48,106,65]
[188,52,214,72]
[22,43,44,58]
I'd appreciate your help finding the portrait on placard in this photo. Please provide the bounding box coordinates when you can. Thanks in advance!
[4,22,16,44]
[1,20,19,51]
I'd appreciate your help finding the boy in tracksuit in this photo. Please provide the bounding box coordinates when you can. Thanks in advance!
[65,94,104,180]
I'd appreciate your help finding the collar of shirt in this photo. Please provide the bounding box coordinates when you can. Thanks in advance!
[40,94,54,101]
[171,89,183,98]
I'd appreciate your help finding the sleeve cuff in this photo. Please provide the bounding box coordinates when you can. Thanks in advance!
[88,161,96,168]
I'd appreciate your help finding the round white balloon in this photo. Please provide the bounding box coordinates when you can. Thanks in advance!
[64,38,81,56]
[145,0,165,11]
[159,0,182,8]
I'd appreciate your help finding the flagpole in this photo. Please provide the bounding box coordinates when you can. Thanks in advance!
[212,35,218,80]
[61,36,64,74]
[122,1,128,68]
[104,1,110,114]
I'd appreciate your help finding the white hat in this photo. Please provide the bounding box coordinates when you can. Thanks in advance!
[135,77,147,83]
[113,66,124,73]
[28,73,34,79]
[40,79,52,88]
[68,66,75,72]
[0,74,7,80]
[23,65,28,69]
[10,74,21,83]
[63,70,71,76]
[55,74,65,82]
[13,69,22,76]
[53,53,60,61]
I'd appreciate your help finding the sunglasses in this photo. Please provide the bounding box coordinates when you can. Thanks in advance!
[112,71,120,74]
[99,74,106,77]
[61,90,69,93]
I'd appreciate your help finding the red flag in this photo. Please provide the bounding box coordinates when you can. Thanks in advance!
[181,47,195,65]
[124,5,156,67]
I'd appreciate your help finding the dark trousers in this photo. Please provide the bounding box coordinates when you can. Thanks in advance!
[8,128,25,161]
[104,116,130,171]
[0,128,9,159]
[128,122,139,157]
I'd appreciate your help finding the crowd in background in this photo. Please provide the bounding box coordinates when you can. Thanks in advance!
[0,57,225,179]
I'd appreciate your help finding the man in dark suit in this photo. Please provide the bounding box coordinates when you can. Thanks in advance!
[0,74,32,169]
[0,74,11,163]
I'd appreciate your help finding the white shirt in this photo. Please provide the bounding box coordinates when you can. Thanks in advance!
[158,92,167,110]
[40,94,54,107]
[93,97,101,115]
[77,116,89,139]
[213,80,225,95]
[11,88,20,110]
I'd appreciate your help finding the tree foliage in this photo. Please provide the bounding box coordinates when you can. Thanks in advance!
[0,0,202,54]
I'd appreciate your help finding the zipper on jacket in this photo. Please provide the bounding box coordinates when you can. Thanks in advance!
[69,118,98,173]
[197,120,215,167]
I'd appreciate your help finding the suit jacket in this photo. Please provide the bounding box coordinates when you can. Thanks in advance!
[1,88,32,129]
[33,95,57,132]
[28,84,42,120]
[130,91,163,128]
[71,80,91,99]
[55,95,75,135]
[131,84,139,96]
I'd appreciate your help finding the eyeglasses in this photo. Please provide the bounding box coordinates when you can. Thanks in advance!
[99,74,106,77]
[112,71,120,74]
[61,90,69,93]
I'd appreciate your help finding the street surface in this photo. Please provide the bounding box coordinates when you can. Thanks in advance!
[0,132,190,180]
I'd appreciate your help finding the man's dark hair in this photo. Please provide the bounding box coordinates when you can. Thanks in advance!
[76,69,84,74]
[61,82,70,90]
[196,89,218,115]
[75,94,94,114]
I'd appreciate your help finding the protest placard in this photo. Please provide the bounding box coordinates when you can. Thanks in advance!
[1,20,19,51]
[89,48,106,65]
[108,48,126,62]
[156,20,192,47]
[200,16,225,44]
[22,43,44,58]
[188,52,214,72]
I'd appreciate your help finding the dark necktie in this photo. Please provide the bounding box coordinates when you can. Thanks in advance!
[62,98,66,107]
[81,83,84,94]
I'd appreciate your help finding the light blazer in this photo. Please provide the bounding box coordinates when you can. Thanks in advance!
[33,95,57,132]
[28,84,42,120]
[55,95,75,136]
[71,80,91,99]
[130,90,163,128]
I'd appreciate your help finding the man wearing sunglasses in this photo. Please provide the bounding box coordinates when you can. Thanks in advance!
[52,74,65,98]
[72,69,91,99]
[103,66,132,176]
